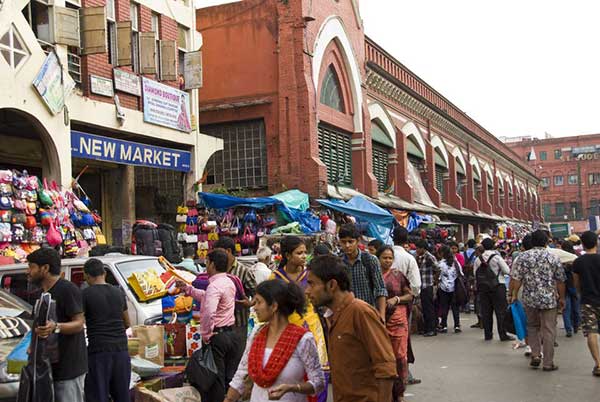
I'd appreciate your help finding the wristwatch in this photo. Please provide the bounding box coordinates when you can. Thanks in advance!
[53,322,61,334]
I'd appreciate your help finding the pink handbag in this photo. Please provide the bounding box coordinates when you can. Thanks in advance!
[46,220,63,247]
[240,226,256,247]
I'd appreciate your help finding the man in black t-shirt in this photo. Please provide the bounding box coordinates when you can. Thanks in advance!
[82,258,131,402]
[572,231,600,377]
[27,248,87,401]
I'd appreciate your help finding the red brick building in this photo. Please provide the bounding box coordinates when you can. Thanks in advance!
[197,0,539,238]
[505,134,600,232]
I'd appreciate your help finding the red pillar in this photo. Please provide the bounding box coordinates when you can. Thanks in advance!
[394,129,414,203]
[446,157,462,209]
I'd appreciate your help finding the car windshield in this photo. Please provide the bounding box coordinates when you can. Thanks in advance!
[115,259,166,303]
[0,289,32,317]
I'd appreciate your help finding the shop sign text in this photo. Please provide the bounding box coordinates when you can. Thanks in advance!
[71,131,191,172]
[114,69,141,96]
[142,77,192,133]
[576,153,600,161]
[90,75,114,97]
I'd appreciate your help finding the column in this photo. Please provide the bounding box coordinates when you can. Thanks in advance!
[394,128,414,202]
[480,173,492,215]
[446,157,462,209]
[424,139,442,207]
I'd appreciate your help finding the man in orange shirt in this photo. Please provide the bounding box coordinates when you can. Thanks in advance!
[306,254,396,402]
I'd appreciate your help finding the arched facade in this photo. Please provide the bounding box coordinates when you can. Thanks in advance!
[313,16,363,133]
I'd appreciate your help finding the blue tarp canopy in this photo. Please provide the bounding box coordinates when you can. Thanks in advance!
[198,192,320,233]
[317,196,395,241]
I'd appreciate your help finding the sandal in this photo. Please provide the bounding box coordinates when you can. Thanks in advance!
[593,366,600,377]
[530,357,541,368]
[543,365,559,372]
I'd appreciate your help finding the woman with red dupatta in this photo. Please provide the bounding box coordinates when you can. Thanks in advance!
[377,245,414,402]
[225,280,325,402]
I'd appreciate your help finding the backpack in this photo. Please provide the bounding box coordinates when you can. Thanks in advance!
[475,254,500,291]
[157,223,182,264]
[132,221,163,256]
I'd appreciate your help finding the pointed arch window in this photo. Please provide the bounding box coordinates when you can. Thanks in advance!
[320,65,345,112]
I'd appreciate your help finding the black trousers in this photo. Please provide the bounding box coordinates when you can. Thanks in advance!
[85,350,130,402]
[201,330,243,402]
[421,286,436,333]
[438,289,460,329]
[479,284,508,339]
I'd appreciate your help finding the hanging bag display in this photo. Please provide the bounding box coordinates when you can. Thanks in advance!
[46,220,63,247]
[240,226,256,247]
[37,178,53,207]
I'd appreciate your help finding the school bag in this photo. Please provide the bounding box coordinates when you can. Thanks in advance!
[132,221,163,256]
[475,254,500,292]
[157,223,182,264]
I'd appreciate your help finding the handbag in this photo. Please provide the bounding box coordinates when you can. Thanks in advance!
[37,178,53,207]
[185,344,219,393]
[176,214,187,223]
[207,231,219,241]
[186,234,198,243]
[240,226,256,247]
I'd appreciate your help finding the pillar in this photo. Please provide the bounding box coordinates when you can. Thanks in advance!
[424,140,441,207]
[465,163,479,211]
[111,165,136,247]
[394,128,413,203]
[446,157,462,209]
[480,173,492,215]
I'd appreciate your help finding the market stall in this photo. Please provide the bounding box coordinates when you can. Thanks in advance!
[0,169,106,263]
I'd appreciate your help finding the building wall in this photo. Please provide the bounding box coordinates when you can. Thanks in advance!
[196,0,538,222]
[507,134,600,224]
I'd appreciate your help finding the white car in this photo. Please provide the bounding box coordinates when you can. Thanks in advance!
[0,253,167,327]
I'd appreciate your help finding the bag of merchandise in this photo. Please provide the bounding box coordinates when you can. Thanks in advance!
[164,323,186,358]
[185,324,202,358]
[133,325,165,366]
[131,355,163,378]
[158,386,201,402]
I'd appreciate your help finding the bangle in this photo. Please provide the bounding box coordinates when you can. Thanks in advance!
[396,296,400,305]
[297,383,301,392]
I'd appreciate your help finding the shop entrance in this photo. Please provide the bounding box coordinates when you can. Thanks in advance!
[0,108,60,179]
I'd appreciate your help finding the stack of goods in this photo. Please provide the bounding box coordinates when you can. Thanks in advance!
[132,220,182,264]
[0,170,106,263]
[174,203,278,259]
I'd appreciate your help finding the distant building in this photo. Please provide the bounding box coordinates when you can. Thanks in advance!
[505,134,600,233]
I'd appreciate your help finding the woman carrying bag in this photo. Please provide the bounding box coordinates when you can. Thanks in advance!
[224,280,325,402]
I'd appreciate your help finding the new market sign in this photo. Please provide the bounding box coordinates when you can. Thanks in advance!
[71,131,191,172]
[572,145,600,161]
[142,77,192,133]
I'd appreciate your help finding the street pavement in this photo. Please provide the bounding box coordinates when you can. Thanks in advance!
[406,313,600,402]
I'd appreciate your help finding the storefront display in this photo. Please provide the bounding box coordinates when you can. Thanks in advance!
[0,169,106,263]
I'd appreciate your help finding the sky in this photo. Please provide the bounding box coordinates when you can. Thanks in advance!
[197,0,600,139]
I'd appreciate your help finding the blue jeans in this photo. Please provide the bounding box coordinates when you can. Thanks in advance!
[562,288,581,332]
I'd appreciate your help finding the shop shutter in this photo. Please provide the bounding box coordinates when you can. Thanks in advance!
[54,6,80,47]
[372,143,389,192]
[160,40,177,81]
[80,6,106,55]
[116,21,132,66]
[318,124,352,186]
[140,32,156,74]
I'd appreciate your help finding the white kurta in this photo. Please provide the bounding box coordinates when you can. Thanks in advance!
[230,331,325,402]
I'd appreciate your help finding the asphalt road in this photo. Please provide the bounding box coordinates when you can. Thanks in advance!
[406,313,600,402]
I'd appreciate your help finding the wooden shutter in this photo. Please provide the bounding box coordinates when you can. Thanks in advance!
[140,32,156,74]
[160,40,177,81]
[54,6,80,47]
[116,21,132,66]
[318,125,352,186]
[372,144,389,192]
[80,7,106,55]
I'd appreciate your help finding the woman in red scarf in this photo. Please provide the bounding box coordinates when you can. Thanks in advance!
[224,280,325,402]
[377,245,414,402]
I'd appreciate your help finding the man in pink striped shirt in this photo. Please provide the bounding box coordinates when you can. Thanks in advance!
[177,249,241,401]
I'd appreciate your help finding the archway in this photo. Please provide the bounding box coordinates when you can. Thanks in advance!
[0,108,61,180]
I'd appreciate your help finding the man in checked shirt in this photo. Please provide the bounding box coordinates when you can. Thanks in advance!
[338,224,388,322]
[415,239,441,337]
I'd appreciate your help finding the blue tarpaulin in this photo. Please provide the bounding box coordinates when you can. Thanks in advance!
[317,196,395,242]
[198,192,320,234]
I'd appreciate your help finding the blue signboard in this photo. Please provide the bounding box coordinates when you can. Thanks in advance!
[71,131,191,172]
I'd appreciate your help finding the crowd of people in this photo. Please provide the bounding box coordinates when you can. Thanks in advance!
[24,221,600,402]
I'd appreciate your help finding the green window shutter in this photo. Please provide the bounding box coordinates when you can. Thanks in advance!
[372,143,389,192]
[435,164,447,201]
[318,125,352,186]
